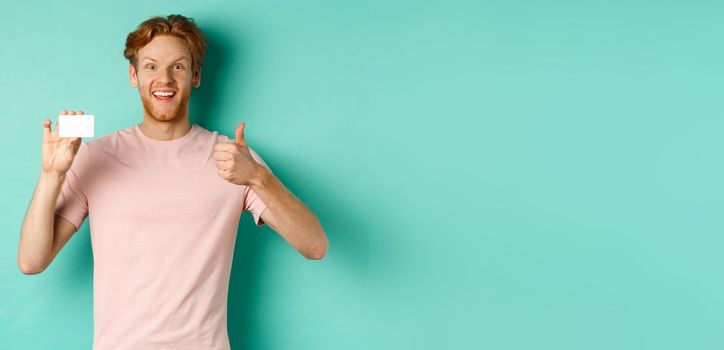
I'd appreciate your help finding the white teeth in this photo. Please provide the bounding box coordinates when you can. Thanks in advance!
[153,91,175,97]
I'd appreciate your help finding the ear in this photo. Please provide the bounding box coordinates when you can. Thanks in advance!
[129,64,138,88]
[192,67,201,88]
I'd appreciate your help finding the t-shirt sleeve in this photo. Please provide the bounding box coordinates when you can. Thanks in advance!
[54,143,91,231]
[242,147,272,227]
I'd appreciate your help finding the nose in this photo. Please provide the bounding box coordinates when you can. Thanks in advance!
[158,67,175,84]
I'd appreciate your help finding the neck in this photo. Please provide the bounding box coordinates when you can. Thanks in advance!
[138,117,192,141]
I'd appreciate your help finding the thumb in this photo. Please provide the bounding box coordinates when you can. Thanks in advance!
[235,122,247,146]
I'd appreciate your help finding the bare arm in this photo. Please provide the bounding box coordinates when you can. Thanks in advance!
[17,173,78,274]
[254,167,328,260]
[17,110,84,275]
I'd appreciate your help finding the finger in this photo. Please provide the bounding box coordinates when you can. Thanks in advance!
[235,122,246,146]
[213,151,233,161]
[214,142,236,152]
[43,119,52,140]
[215,159,231,170]
[78,111,84,115]
[55,110,67,135]
[69,110,77,116]
[217,168,232,179]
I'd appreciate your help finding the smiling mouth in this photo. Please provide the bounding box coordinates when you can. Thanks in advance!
[152,90,177,103]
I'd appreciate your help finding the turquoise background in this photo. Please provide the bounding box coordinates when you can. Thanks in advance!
[2,0,723,349]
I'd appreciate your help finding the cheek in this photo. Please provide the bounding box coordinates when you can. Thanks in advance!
[136,77,150,89]
[179,74,194,86]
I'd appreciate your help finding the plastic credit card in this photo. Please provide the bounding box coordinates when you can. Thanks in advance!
[58,114,94,138]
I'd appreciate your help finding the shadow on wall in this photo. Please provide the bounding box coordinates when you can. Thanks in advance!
[193,22,371,347]
[189,23,281,348]
[190,23,234,130]
[191,21,371,349]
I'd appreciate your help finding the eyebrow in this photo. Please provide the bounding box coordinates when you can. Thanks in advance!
[141,56,190,63]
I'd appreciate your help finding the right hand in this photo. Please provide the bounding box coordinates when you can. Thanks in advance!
[42,110,84,175]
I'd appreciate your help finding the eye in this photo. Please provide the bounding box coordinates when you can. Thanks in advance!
[145,64,156,70]
[173,64,184,70]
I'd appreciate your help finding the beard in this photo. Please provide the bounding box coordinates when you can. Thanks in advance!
[139,90,190,123]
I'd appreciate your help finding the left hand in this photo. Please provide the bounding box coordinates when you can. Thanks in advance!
[214,122,260,186]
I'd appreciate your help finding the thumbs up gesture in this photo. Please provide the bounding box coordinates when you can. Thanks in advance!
[213,122,261,186]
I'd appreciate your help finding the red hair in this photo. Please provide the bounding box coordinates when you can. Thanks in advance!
[123,14,207,75]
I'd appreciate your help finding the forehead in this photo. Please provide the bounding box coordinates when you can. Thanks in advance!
[137,35,191,62]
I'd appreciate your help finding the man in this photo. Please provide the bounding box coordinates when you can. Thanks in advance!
[17,14,328,349]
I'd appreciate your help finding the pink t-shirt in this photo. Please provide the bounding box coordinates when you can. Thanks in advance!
[55,123,270,350]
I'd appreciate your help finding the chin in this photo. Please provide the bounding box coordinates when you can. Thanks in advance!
[149,110,184,122]
[141,94,188,122]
